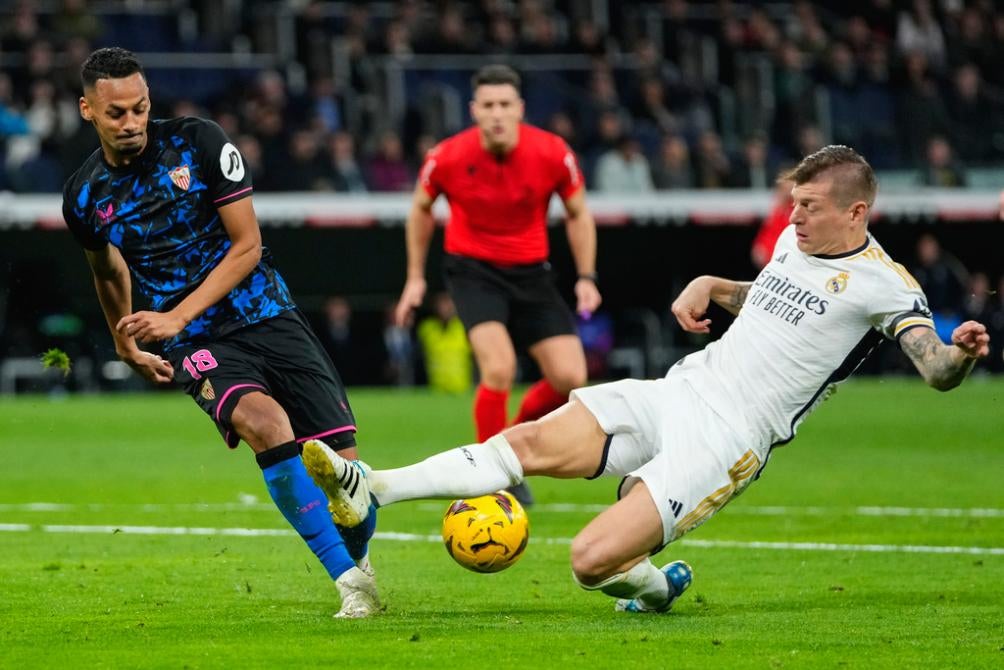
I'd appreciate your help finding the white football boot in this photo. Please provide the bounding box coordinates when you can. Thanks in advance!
[302,439,372,528]
[334,566,381,619]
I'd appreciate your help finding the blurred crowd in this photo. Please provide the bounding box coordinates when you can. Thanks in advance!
[1,0,1004,194]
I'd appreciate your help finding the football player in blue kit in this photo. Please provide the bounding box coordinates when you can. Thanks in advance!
[62,47,378,618]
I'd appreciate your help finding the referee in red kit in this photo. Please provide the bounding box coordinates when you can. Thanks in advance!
[394,64,602,505]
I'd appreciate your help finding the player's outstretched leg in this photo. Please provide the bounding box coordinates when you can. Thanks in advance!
[302,439,372,527]
[614,560,693,613]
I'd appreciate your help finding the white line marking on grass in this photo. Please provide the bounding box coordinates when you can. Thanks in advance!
[1,523,1002,556]
[4,502,1002,518]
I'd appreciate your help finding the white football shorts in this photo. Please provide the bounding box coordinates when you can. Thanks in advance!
[571,374,760,548]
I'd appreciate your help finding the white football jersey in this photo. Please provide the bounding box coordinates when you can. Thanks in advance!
[672,225,934,462]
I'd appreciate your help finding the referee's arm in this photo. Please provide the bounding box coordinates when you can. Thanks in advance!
[562,188,601,315]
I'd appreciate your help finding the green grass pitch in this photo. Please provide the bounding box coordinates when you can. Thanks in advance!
[1,378,1002,668]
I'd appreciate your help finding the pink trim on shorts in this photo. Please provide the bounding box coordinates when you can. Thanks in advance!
[215,383,267,423]
[214,187,253,205]
[296,425,357,443]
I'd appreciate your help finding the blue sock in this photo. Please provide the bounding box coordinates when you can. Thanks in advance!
[338,503,377,562]
[257,441,355,581]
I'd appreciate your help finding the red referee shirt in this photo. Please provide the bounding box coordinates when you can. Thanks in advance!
[418,123,584,265]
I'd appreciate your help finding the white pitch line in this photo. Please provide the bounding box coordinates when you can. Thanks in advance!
[0,523,1002,556]
[2,502,1003,518]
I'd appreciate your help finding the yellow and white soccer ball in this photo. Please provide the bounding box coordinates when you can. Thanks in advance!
[441,490,530,573]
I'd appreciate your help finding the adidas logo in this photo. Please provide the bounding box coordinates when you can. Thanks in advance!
[339,462,361,497]
[667,498,683,518]
[775,252,788,264]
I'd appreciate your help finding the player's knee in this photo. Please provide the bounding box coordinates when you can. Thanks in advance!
[231,396,292,448]
[569,533,608,586]
[503,421,540,470]
[547,367,586,394]
[479,360,516,389]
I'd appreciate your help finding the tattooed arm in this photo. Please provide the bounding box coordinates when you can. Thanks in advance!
[900,321,990,391]
[671,276,752,333]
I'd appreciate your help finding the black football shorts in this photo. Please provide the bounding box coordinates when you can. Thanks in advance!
[443,253,577,349]
[167,310,357,450]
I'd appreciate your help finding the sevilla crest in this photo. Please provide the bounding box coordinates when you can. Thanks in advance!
[169,165,191,190]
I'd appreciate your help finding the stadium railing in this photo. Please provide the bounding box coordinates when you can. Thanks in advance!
[2,189,999,230]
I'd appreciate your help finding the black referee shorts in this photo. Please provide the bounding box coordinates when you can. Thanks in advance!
[166,310,357,450]
[443,253,577,349]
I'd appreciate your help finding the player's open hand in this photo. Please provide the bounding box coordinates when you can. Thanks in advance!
[671,277,714,333]
[574,278,602,319]
[116,310,187,343]
[123,350,174,384]
[951,320,990,359]
[394,277,427,327]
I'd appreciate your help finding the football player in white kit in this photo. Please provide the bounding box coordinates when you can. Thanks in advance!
[305,146,990,613]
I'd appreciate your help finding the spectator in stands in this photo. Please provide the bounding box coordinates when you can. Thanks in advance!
[546,111,580,153]
[946,64,1000,165]
[580,65,628,147]
[295,1,334,80]
[569,19,610,58]
[631,77,681,137]
[235,134,275,192]
[416,5,474,54]
[771,40,817,158]
[786,1,829,57]
[519,11,564,54]
[795,124,825,159]
[306,77,343,134]
[945,7,995,75]
[896,0,947,71]
[692,130,733,189]
[594,135,654,193]
[382,19,414,58]
[278,129,331,191]
[897,51,952,166]
[912,233,969,343]
[326,131,368,193]
[823,42,862,150]
[366,129,412,192]
[314,296,376,387]
[731,133,771,190]
[52,0,104,42]
[417,292,472,394]
[920,136,966,188]
[486,14,518,54]
[651,134,693,190]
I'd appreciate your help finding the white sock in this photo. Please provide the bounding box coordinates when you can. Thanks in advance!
[368,434,524,506]
[576,559,669,606]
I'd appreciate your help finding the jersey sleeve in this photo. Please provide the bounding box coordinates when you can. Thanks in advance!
[62,179,106,250]
[869,262,936,340]
[553,138,584,200]
[193,119,253,207]
[417,144,445,199]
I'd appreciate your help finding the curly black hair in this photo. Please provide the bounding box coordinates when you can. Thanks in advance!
[80,47,145,89]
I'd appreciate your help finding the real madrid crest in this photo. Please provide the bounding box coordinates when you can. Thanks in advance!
[200,378,215,401]
[169,165,191,190]
[825,272,849,294]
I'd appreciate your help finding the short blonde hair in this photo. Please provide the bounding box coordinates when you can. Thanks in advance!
[780,145,877,207]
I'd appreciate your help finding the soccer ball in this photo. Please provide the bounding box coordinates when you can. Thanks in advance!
[441,490,530,573]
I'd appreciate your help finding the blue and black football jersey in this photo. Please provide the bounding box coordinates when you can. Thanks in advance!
[62,116,295,352]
